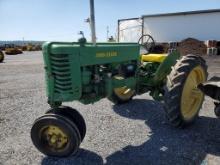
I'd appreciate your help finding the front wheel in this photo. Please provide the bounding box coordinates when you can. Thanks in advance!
[31,114,81,157]
[164,55,208,127]
[46,106,86,142]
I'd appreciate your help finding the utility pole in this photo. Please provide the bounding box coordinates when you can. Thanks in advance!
[106,26,109,41]
[90,0,96,45]
[22,37,25,46]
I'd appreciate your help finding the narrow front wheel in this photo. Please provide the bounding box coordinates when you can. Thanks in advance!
[31,114,81,157]
[46,106,86,142]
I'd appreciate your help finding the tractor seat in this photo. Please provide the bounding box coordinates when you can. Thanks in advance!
[141,54,167,63]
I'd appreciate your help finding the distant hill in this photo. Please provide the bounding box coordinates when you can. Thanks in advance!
[0,40,45,46]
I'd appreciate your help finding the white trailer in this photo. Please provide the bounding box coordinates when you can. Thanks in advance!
[118,18,143,42]
[118,9,220,43]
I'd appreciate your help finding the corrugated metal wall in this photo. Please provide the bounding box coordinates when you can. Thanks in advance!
[143,12,220,42]
[118,12,220,42]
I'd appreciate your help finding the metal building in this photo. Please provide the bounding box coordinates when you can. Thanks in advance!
[118,9,220,43]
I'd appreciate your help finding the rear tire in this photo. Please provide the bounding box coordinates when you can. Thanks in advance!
[0,51,4,63]
[164,55,208,128]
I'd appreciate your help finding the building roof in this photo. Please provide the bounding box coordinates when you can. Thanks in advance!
[142,9,220,18]
[118,17,141,22]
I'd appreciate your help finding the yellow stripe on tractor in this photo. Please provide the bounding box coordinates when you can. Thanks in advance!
[141,54,167,63]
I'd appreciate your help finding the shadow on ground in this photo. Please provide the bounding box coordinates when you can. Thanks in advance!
[41,149,103,165]
[42,99,220,165]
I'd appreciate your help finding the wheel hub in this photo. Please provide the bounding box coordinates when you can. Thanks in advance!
[181,66,206,120]
[114,86,135,100]
[42,125,68,150]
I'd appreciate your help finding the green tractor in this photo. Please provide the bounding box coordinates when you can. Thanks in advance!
[0,50,4,63]
[30,35,207,157]
[30,0,208,157]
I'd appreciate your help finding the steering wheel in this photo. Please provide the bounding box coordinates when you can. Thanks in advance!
[138,34,155,53]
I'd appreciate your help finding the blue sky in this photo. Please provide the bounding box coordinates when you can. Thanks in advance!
[0,0,220,41]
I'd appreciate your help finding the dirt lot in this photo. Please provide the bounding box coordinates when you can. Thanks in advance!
[0,52,220,165]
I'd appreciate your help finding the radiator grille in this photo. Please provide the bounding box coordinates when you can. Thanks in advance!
[50,54,73,93]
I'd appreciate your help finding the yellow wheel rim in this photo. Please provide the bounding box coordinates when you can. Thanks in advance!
[113,75,135,101]
[41,125,68,151]
[181,66,206,121]
[114,86,135,101]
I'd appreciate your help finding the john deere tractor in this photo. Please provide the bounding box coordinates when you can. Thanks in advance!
[30,34,208,157]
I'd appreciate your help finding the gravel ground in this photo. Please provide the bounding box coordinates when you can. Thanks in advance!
[0,52,220,165]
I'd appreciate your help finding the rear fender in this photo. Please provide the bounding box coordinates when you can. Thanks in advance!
[153,51,180,85]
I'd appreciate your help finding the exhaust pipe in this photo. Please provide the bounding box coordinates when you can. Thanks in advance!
[90,0,96,45]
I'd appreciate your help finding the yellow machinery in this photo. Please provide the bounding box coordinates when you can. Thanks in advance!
[4,44,23,55]
[5,48,23,55]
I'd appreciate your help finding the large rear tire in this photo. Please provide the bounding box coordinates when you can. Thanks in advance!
[164,55,208,128]
[0,51,4,63]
